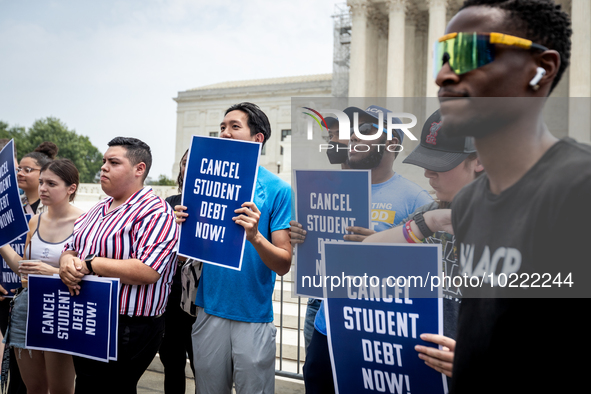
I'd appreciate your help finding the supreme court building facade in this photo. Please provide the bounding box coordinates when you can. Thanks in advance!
[173,0,590,178]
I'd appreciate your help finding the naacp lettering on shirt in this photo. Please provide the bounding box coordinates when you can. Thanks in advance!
[458,243,576,297]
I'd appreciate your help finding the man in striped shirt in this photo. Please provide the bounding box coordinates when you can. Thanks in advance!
[59,137,178,394]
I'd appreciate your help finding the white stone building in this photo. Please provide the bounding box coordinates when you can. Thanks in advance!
[344,0,589,142]
[173,0,590,175]
[172,74,332,182]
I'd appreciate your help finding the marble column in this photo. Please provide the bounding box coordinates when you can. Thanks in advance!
[403,8,417,98]
[348,0,368,97]
[172,110,185,177]
[568,0,591,142]
[425,0,447,98]
[386,0,407,97]
[365,9,380,97]
[376,24,389,97]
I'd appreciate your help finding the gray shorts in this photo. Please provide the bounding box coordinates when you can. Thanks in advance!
[192,308,277,394]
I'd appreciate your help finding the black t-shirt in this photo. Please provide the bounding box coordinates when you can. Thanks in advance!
[165,193,182,211]
[403,201,461,341]
[450,138,591,393]
[30,199,40,214]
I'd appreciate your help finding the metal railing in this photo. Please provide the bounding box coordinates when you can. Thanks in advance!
[275,274,304,381]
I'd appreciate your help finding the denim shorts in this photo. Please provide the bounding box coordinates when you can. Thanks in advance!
[4,288,28,349]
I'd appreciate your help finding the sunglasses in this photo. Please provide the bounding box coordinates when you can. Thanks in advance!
[433,32,548,78]
[17,166,41,174]
[350,123,387,136]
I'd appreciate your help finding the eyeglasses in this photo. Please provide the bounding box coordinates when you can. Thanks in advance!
[17,166,41,174]
[433,32,548,78]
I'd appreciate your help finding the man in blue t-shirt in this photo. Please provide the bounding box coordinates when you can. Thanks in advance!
[343,105,432,235]
[177,103,291,394]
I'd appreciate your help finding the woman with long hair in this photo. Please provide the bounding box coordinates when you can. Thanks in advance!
[18,142,58,215]
[0,158,83,394]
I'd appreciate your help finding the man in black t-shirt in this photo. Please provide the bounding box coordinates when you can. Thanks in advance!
[429,0,591,393]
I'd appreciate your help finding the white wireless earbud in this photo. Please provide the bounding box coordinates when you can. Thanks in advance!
[529,67,546,88]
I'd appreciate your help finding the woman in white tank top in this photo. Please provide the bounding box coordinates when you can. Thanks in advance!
[0,159,83,394]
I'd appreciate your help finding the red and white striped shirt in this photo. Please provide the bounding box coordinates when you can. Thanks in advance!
[65,187,179,317]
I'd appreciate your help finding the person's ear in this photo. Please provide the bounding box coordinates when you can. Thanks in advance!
[385,136,401,149]
[531,50,560,92]
[135,162,146,179]
[254,133,265,144]
[68,183,77,197]
[473,157,484,174]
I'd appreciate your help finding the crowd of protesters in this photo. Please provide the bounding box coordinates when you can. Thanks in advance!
[0,0,588,393]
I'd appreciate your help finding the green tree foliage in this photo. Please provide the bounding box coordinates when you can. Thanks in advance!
[146,174,176,186]
[0,117,103,183]
[0,121,27,157]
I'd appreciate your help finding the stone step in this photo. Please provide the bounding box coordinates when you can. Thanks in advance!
[272,300,307,330]
[275,326,306,363]
[148,353,194,378]
[147,345,305,376]
[273,281,304,304]
[275,358,305,376]
[146,355,304,393]
[275,375,305,394]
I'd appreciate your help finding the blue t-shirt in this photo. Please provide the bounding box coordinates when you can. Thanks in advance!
[195,166,291,323]
[370,173,433,232]
[314,173,432,335]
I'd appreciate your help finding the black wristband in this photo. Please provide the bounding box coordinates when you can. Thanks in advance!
[413,211,434,239]
[84,254,96,274]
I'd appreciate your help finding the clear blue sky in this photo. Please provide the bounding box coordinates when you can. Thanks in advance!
[0,0,338,179]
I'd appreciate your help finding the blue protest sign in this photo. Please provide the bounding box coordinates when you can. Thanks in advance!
[26,275,113,362]
[178,136,260,270]
[0,214,32,296]
[109,279,119,360]
[0,140,29,248]
[294,170,370,297]
[83,275,120,360]
[322,242,446,394]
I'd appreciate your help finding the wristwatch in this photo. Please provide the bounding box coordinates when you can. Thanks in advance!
[84,254,96,274]
[413,211,434,239]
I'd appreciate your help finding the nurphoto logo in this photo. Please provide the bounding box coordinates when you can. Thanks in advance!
[301,107,419,154]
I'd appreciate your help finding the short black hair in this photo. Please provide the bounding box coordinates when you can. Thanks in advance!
[460,0,572,92]
[107,137,152,181]
[225,102,272,146]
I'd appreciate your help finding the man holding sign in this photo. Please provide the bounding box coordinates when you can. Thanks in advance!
[175,102,291,394]
[59,137,178,394]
